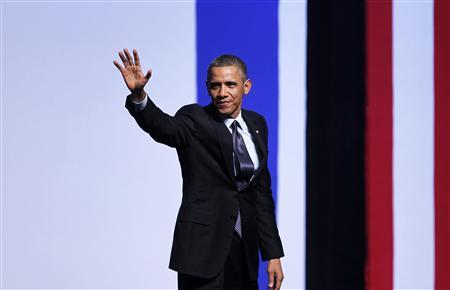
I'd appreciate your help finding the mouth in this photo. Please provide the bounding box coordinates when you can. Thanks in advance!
[215,100,231,109]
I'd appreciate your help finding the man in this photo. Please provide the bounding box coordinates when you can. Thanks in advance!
[114,48,284,289]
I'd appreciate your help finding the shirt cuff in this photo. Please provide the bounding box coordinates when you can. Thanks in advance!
[129,94,149,112]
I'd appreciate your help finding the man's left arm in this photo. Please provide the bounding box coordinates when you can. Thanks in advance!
[256,167,284,289]
[255,117,284,289]
[256,167,284,259]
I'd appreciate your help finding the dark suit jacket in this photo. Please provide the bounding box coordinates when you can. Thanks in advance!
[126,96,284,280]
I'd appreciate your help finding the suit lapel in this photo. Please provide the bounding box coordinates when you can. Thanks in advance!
[206,104,268,188]
[206,104,236,184]
[242,110,268,178]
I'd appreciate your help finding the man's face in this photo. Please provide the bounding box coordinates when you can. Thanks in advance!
[207,66,252,119]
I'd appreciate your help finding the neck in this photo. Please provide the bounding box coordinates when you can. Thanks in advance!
[213,107,241,120]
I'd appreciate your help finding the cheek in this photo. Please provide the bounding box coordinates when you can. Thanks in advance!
[233,94,243,103]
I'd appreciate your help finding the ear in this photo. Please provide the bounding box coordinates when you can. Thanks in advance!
[244,79,252,94]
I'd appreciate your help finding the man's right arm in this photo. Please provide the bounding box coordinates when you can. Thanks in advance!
[128,93,148,112]
[125,93,198,148]
[114,48,197,148]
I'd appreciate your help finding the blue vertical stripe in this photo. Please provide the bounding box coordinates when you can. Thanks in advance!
[196,1,279,287]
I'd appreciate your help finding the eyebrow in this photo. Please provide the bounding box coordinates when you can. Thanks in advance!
[209,81,238,86]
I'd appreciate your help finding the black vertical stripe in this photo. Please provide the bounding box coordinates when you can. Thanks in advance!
[306,1,366,289]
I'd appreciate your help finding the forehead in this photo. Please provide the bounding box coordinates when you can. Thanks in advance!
[209,66,244,81]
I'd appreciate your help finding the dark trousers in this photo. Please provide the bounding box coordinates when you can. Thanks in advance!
[178,232,258,290]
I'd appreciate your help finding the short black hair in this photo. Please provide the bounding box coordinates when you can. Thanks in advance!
[207,54,248,82]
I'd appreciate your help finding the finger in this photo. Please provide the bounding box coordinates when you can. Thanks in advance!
[274,273,282,290]
[133,49,141,67]
[113,60,124,71]
[275,272,284,290]
[124,48,134,65]
[144,69,152,80]
[119,51,129,67]
[268,271,275,289]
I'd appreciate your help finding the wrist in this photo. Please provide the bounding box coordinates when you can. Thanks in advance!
[130,89,146,103]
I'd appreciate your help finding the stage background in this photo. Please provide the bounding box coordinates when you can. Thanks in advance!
[2,1,448,290]
[1,1,306,289]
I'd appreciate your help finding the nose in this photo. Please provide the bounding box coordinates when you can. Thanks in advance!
[219,84,227,97]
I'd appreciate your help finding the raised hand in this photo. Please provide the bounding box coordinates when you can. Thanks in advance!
[113,48,152,102]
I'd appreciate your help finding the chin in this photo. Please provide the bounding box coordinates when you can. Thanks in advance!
[214,103,238,117]
[217,108,231,116]
[214,105,229,114]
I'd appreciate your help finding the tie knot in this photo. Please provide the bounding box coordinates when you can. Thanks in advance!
[231,120,241,132]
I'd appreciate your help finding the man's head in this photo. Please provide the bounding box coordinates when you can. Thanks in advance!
[207,55,248,82]
[206,55,252,118]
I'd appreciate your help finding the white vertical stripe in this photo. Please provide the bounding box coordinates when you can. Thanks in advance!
[393,1,435,289]
[3,3,196,288]
[277,2,307,289]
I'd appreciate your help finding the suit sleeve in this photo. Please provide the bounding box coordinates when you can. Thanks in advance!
[125,94,197,148]
[255,117,285,261]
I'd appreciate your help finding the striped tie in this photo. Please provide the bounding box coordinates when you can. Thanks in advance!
[230,120,254,238]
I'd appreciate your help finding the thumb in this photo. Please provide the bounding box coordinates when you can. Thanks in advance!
[268,270,275,288]
[144,69,152,80]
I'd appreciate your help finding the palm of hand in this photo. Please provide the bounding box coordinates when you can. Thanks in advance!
[122,65,146,92]
[114,48,152,95]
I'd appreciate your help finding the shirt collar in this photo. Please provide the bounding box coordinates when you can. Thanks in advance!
[222,111,248,131]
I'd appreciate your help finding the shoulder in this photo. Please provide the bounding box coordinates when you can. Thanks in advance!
[242,108,267,127]
[174,103,208,121]
[178,102,224,122]
[174,103,216,126]
[176,103,204,115]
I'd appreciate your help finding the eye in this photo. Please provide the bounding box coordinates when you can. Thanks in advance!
[209,83,220,89]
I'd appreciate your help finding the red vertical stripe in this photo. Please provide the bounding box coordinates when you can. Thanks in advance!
[435,1,450,289]
[365,1,393,290]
